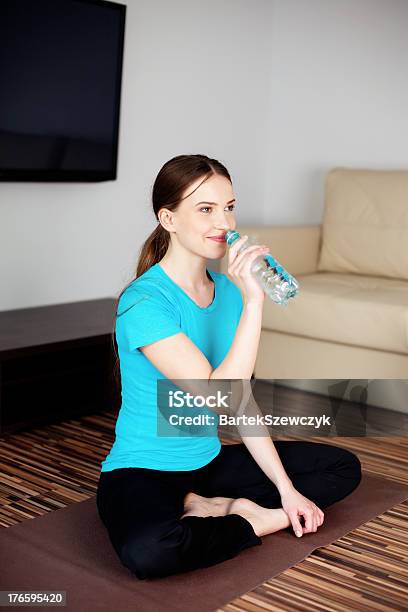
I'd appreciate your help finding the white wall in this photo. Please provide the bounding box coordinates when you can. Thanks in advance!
[264,0,408,224]
[0,0,274,310]
[1,0,407,310]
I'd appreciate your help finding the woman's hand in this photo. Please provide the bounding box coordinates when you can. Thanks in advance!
[227,235,270,305]
[280,486,324,537]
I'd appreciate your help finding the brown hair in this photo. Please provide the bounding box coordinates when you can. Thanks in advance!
[110,154,232,398]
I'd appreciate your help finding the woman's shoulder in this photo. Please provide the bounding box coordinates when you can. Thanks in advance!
[117,267,174,315]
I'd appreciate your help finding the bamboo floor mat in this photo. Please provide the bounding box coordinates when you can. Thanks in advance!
[0,387,407,611]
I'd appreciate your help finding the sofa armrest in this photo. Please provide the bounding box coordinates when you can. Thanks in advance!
[219,225,322,276]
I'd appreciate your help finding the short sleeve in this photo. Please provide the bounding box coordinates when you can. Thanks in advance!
[116,286,182,352]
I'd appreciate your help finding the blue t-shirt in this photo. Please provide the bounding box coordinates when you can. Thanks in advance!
[100,262,243,472]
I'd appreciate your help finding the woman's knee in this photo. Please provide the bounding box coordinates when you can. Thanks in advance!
[119,521,185,579]
[350,451,362,487]
[314,446,362,508]
[335,447,362,490]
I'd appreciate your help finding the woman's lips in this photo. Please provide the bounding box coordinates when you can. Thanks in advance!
[207,236,226,242]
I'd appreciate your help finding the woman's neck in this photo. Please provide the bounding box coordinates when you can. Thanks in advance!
[158,253,213,293]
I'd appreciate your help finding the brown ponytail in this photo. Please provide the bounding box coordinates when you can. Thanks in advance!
[136,223,169,279]
[110,154,232,399]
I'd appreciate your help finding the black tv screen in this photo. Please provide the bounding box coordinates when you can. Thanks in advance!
[0,0,126,182]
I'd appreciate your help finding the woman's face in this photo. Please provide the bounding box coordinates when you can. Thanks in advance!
[162,174,237,260]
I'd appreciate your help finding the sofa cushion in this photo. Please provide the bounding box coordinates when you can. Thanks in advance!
[262,272,408,354]
[317,168,408,281]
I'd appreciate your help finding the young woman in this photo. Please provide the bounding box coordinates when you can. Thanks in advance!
[96,154,362,580]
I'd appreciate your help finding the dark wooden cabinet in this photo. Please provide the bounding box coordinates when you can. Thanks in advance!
[0,298,121,434]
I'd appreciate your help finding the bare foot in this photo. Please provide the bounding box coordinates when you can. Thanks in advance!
[228,498,291,537]
[182,492,234,518]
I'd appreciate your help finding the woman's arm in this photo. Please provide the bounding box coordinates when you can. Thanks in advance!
[233,387,294,492]
[209,301,263,380]
[227,387,324,537]
[243,430,294,493]
[209,235,268,381]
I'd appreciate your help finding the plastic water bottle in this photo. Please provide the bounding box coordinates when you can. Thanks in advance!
[225,230,300,306]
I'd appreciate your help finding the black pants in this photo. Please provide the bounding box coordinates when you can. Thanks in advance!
[96,441,361,580]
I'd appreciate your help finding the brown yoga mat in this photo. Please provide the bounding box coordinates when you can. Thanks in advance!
[0,473,407,612]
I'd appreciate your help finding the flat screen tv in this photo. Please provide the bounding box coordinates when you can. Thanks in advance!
[0,0,126,182]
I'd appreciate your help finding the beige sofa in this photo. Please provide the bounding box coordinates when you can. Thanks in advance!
[219,168,408,379]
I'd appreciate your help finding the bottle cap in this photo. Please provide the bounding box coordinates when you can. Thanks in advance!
[225,230,241,246]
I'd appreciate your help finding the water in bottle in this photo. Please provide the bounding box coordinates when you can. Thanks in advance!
[225,230,300,306]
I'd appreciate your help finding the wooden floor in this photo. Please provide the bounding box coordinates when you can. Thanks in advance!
[0,383,407,612]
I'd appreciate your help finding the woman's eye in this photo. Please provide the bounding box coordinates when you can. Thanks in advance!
[199,205,235,213]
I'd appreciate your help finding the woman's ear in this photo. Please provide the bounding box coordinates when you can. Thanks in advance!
[157,208,175,233]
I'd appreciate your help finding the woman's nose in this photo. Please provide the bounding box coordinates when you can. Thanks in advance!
[214,212,233,230]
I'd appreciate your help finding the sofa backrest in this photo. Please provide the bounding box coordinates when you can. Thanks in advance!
[317,168,408,280]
